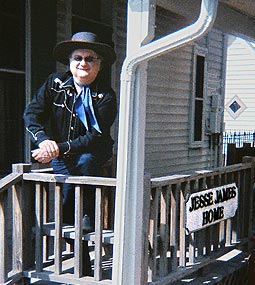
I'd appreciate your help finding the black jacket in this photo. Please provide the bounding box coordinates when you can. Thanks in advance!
[24,71,117,157]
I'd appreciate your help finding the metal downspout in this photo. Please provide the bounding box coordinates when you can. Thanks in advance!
[113,1,219,284]
[122,0,218,80]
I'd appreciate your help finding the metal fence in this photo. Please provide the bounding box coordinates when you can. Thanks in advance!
[223,131,255,158]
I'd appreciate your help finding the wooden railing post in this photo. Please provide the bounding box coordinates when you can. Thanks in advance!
[35,182,44,272]
[94,186,103,281]
[12,163,33,285]
[0,192,6,283]
[141,174,151,284]
[54,183,63,275]
[74,185,83,278]
[247,157,255,247]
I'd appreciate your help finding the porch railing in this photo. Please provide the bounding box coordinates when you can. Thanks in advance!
[148,159,254,284]
[0,163,117,285]
[0,158,254,285]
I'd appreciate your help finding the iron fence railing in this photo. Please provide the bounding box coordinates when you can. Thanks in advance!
[223,131,255,155]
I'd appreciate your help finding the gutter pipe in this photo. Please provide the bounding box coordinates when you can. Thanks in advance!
[121,0,218,81]
[113,1,219,284]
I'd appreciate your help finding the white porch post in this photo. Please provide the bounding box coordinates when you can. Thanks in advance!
[112,0,218,284]
[112,1,155,285]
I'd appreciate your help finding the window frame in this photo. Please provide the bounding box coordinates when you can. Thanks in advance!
[189,46,208,148]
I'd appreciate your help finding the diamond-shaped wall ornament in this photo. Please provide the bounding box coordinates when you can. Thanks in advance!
[225,95,247,119]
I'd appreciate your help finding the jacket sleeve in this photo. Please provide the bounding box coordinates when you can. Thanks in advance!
[23,75,53,146]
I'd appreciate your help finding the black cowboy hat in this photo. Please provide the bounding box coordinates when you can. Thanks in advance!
[53,31,116,66]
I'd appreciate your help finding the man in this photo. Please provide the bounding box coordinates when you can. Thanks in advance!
[23,31,117,276]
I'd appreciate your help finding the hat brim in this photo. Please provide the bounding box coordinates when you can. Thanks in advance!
[53,41,116,66]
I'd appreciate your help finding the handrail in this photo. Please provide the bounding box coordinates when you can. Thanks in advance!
[151,162,252,187]
[0,172,23,194]
[23,172,116,186]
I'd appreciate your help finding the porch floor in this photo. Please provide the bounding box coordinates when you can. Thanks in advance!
[28,248,250,285]
[174,249,249,285]
[25,249,113,285]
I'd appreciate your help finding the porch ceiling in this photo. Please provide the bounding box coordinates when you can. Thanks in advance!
[221,0,255,19]
[158,0,255,42]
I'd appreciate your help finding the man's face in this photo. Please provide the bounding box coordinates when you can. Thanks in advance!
[69,49,102,85]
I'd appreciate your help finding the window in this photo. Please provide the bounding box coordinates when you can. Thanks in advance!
[0,0,25,175]
[0,0,25,70]
[190,49,207,147]
[72,0,114,87]
[225,95,247,119]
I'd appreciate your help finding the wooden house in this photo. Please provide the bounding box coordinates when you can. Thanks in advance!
[1,1,255,284]
[0,0,254,176]
[224,35,255,132]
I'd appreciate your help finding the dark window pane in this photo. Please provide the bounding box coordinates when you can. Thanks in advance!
[229,100,241,113]
[72,0,101,21]
[72,2,113,87]
[195,55,205,99]
[192,54,205,142]
[0,73,25,175]
[0,0,25,69]
[72,17,113,46]
[194,100,203,141]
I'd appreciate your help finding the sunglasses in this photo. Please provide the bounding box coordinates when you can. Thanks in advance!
[70,55,101,63]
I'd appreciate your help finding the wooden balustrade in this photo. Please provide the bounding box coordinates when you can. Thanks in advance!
[0,159,254,285]
[0,163,116,285]
[148,160,255,283]
[22,172,116,284]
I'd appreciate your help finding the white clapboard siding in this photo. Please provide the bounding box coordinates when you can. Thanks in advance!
[224,36,255,131]
[114,4,226,177]
[145,8,226,177]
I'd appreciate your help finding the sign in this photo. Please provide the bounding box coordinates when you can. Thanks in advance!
[185,183,238,234]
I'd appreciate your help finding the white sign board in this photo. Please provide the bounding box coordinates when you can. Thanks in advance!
[185,183,238,234]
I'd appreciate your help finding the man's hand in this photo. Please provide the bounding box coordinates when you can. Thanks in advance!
[39,140,59,158]
[32,140,59,163]
[32,148,52,163]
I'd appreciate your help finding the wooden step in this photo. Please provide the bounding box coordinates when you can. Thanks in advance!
[38,222,114,244]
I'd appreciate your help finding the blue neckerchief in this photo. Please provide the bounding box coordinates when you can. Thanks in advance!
[74,80,101,133]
